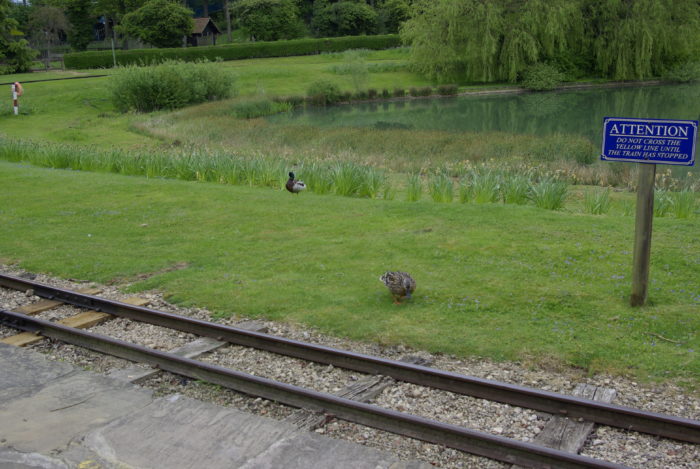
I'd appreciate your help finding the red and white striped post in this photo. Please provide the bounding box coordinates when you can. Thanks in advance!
[11,82,22,115]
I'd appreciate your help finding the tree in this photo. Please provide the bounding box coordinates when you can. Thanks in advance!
[30,5,69,69]
[234,0,304,41]
[311,0,378,37]
[1,0,37,73]
[94,0,145,48]
[119,0,193,48]
[58,0,95,51]
[400,0,503,83]
[583,0,700,80]
[378,0,410,34]
[401,0,700,84]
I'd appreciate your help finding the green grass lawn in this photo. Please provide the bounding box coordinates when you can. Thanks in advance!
[2,161,698,388]
[0,49,433,148]
[0,51,698,389]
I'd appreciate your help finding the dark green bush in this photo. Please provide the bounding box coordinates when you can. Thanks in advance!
[306,79,341,105]
[64,34,401,69]
[353,90,368,100]
[418,86,432,96]
[393,87,405,97]
[381,88,391,98]
[311,1,378,37]
[521,63,564,91]
[408,87,419,97]
[367,88,378,99]
[340,91,353,102]
[111,60,236,112]
[437,84,458,95]
[234,0,305,41]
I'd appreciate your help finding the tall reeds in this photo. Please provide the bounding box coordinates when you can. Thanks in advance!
[584,188,612,215]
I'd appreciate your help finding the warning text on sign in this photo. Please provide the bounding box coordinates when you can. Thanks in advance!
[601,117,697,166]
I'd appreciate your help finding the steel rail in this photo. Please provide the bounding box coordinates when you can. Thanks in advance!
[0,308,629,469]
[1,273,699,444]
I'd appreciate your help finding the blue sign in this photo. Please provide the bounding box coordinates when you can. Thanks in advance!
[601,117,697,166]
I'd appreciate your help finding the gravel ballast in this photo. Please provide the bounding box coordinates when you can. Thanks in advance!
[1,266,698,468]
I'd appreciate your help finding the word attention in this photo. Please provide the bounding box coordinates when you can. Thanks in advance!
[601,117,697,166]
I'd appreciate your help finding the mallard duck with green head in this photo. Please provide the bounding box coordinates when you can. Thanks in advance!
[380,271,416,304]
[286,172,307,194]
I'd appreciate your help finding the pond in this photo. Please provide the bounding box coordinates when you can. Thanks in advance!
[268,83,700,147]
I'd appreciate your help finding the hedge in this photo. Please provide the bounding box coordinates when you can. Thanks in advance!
[64,34,401,69]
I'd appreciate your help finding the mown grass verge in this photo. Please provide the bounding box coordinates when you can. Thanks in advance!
[1,160,698,389]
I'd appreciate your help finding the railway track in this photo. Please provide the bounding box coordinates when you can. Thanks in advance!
[1,273,698,469]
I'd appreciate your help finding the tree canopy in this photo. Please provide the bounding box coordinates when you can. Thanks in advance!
[401,0,700,83]
[234,0,304,41]
[119,0,194,48]
[1,0,37,73]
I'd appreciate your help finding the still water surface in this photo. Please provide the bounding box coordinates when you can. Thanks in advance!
[267,83,700,144]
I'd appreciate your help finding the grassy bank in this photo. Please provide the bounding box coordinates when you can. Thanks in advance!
[1,161,698,388]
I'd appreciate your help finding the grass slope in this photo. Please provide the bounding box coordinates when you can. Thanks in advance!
[0,49,429,148]
[2,161,698,387]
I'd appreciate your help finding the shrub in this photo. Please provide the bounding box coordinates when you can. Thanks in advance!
[437,84,459,95]
[231,97,292,119]
[408,87,419,97]
[392,87,405,97]
[110,60,236,112]
[306,79,341,106]
[417,86,433,96]
[521,63,565,91]
[353,89,368,100]
[367,88,378,99]
[584,188,612,215]
[3,39,38,74]
[64,34,401,69]
[381,88,391,98]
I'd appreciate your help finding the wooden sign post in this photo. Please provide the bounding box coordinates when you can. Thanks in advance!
[601,117,697,307]
[630,163,656,306]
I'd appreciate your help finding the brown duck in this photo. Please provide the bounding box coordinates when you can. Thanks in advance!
[286,172,307,194]
[379,271,416,304]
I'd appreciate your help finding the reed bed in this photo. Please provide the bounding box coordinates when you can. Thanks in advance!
[1,138,696,217]
[0,139,393,201]
[584,187,612,215]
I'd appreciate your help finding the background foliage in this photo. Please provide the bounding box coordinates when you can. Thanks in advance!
[119,0,194,48]
[401,0,700,83]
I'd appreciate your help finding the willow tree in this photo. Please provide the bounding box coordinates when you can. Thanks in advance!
[499,0,584,81]
[402,0,700,84]
[584,0,700,80]
[400,0,503,83]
